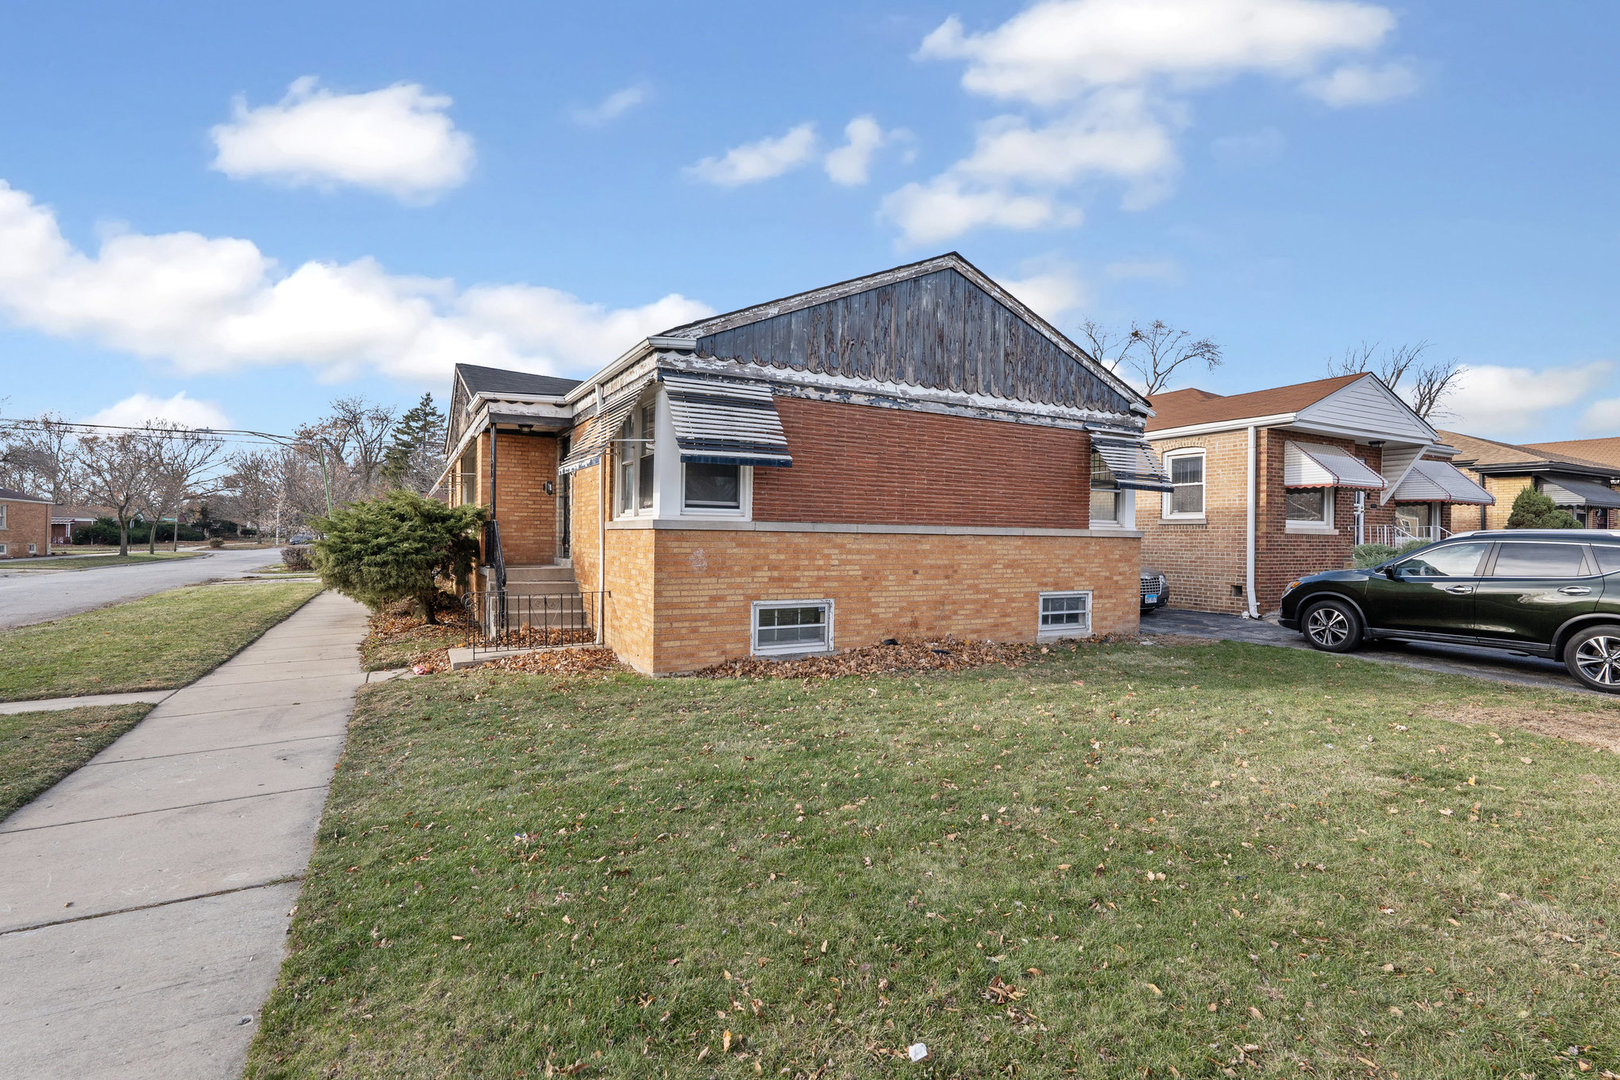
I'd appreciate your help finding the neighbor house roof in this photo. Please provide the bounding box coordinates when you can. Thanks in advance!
[0,486,50,503]
[454,363,580,400]
[1438,430,1618,476]
[1524,436,1620,471]
[51,504,114,520]
[1145,374,1366,431]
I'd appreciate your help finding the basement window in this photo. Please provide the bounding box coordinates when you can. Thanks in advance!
[1038,591,1091,639]
[752,600,833,656]
[0,544,7,556]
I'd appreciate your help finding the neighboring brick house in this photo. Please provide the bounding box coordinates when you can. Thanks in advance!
[1524,436,1620,473]
[1439,431,1620,530]
[0,487,52,558]
[49,504,115,545]
[437,253,1169,674]
[1140,374,1494,616]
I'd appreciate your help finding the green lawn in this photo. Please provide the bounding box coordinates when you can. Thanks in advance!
[246,641,1620,1079]
[6,552,203,572]
[0,703,153,820]
[0,581,324,701]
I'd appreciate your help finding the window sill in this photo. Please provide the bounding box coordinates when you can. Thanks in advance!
[1284,523,1337,535]
[1160,515,1206,524]
[1038,628,1093,641]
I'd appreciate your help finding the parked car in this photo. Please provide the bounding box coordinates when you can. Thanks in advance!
[1140,568,1169,614]
[1279,530,1620,693]
[287,533,315,545]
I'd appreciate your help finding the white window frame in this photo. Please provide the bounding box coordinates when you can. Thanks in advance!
[1284,487,1336,534]
[0,504,7,529]
[0,543,8,556]
[27,543,37,555]
[614,393,660,519]
[1037,590,1092,639]
[750,599,835,656]
[680,461,753,519]
[1161,449,1206,520]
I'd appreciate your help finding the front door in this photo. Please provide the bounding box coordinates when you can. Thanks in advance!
[1362,540,1492,636]
[1472,540,1599,647]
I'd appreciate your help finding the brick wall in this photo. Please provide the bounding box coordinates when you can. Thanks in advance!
[1478,475,1532,530]
[570,459,603,593]
[1140,430,1251,613]
[603,528,655,671]
[0,499,50,558]
[753,398,1091,528]
[639,529,1141,674]
[489,432,560,565]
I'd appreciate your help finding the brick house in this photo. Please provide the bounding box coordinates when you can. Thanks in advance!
[0,487,52,558]
[1139,374,1494,616]
[437,253,1170,674]
[49,505,115,545]
[1439,431,1620,530]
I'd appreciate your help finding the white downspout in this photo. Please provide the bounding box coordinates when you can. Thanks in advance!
[596,385,606,646]
[1243,424,1260,619]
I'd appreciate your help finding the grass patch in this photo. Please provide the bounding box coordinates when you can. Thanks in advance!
[247,641,1620,1079]
[0,703,153,820]
[6,552,203,572]
[358,600,478,672]
[0,581,324,702]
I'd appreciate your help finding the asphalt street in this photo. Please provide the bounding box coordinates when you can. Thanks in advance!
[0,549,279,629]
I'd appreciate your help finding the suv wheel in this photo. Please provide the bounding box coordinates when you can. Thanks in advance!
[1564,625,1620,694]
[1303,599,1362,654]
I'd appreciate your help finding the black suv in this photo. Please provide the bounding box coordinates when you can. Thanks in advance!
[1279,530,1620,693]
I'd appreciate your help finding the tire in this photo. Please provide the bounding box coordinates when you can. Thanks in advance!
[1563,625,1620,694]
[1140,606,1157,617]
[1302,598,1362,653]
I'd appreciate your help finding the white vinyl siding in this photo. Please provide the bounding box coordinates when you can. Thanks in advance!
[1295,375,1436,444]
[1037,591,1092,639]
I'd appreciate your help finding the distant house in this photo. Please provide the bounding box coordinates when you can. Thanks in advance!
[50,505,114,545]
[1439,431,1620,530]
[1524,436,1620,473]
[1140,374,1492,616]
[0,487,52,558]
[437,253,1169,674]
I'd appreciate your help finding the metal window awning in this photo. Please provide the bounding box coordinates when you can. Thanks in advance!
[1541,475,1620,509]
[558,379,649,476]
[1389,458,1495,505]
[1284,442,1386,490]
[1091,435,1172,492]
[659,373,792,468]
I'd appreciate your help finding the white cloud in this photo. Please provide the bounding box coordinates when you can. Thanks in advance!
[0,179,713,384]
[684,124,819,187]
[1444,361,1615,438]
[880,176,1080,247]
[825,116,896,186]
[210,76,474,203]
[571,84,649,126]
[1211,126,1287,165]
[1000,260,1090,324]
[898,0,1412,242]
[85,392,230,430]
[1581,398,1620,435]
[1303,60,1419,106]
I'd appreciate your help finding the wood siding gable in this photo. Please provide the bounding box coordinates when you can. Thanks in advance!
[687,267,1136,417]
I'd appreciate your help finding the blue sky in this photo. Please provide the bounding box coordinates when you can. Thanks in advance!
[0,0,1615,442]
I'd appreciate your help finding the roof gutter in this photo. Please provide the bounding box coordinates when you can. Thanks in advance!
[563,336,696,407]
[1243,423,1260,620]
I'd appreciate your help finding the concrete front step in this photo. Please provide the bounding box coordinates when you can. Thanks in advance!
[505,564,577,584]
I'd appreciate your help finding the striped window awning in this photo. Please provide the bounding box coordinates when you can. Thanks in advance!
[1542,475,1620,509]
[1091,435,1172,492]
[660,373,792,468]
[558,378,649,476]
[1284,442,1386,490]
[1390,459,1495,505]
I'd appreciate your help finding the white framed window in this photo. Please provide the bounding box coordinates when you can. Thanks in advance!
[1089,450,1121,525]
[1285,488,1335,532]
[751,599,834,656]
[1037,591,1092,639]
[0,504,7,529]
[681,461,751,517]
[615,395,658,518]
[1161,450,1205,519]
[27,543,37,554]
[0,543,8,556]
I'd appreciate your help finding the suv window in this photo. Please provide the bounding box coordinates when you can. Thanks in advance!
[1594,544,1620,575]
[1490,542,1588,578]
[1393,542,1490,579]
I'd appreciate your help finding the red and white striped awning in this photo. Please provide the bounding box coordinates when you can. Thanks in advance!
[1389,459,1495,505]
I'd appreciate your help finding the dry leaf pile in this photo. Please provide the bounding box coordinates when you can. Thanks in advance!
[477,645,621,677]
[485,624,596,650]
[696,637,1041,680]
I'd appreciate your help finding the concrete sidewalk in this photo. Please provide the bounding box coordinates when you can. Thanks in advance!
[0,590,370,1080]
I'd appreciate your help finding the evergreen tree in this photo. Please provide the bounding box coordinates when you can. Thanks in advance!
[381,393,447,494]
[310,490,485,623]
[1505,487,1581,530]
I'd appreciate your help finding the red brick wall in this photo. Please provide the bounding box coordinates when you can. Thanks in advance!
[752,398,1091,529]
[0,499,51,558]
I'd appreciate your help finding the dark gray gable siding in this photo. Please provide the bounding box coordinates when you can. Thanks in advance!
[689,268,1132,415]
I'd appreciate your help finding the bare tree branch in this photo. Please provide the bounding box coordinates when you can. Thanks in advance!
[1326,339,1459,419]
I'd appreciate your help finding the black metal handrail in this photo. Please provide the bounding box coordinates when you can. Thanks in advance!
[475,589,608,649]
[483,518,507,591]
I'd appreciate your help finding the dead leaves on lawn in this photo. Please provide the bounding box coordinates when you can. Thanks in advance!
[698,637,1041,680]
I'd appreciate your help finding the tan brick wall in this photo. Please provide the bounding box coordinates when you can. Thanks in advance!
[1479,475,1532,530]
[0,499,51,558]
[603,528,655,671]
[570,459,604,593]
[1140,430,1250,613]
[459,431,564,565]
[631,529,1141,674]
[754,398,1091,528]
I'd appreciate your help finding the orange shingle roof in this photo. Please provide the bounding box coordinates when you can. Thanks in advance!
[1524,436,1620,471]
[1145,373,1367,432]
[1439,430,1618,472]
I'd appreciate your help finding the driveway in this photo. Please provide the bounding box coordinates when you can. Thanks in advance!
[1141,608,1604,698]
[0,548,278,629]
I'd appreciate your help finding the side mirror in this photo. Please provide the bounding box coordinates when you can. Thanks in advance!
[1383,566,1400,581]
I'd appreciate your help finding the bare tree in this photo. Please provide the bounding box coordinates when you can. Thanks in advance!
[1080,319,1222,395]
[297,398,397,502]
[74,431,150,555]
[0,412,83,503]
[219,450,286,541]
[138,424,224,552]
[1327,339,1461,420]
